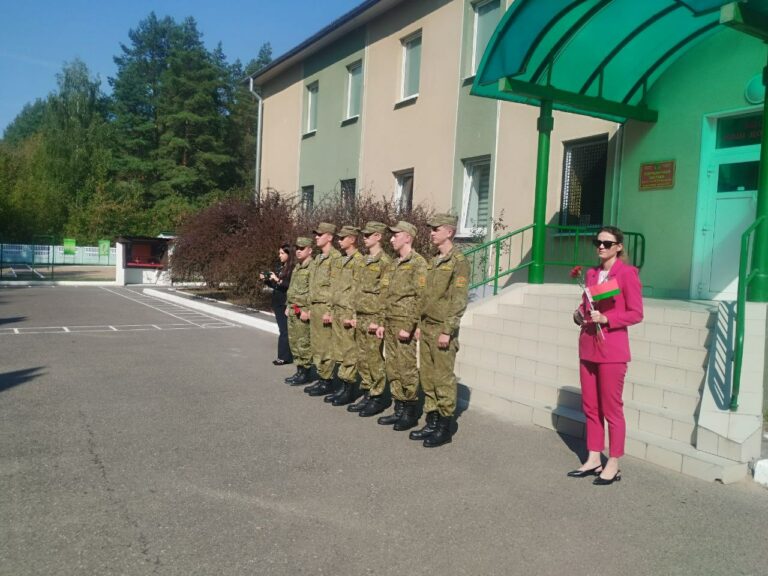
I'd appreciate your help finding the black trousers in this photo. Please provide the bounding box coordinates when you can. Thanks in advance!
[273,304,293,362]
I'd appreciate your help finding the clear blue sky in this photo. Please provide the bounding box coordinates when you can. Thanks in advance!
[0,0,362,134]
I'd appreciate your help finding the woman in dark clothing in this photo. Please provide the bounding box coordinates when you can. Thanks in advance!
[260,244,294,365]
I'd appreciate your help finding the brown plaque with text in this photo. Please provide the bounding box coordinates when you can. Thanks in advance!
[639,160,675,191]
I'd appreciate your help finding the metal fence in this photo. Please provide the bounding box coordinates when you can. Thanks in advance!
[0,243,117,266]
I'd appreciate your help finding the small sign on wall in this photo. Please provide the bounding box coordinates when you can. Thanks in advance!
[639,160,675,191]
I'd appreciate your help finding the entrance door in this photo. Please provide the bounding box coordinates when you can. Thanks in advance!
[694,112,761,300]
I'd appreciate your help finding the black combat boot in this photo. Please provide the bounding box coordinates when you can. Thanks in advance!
[393,401,420,431]
[287,366,312,386]
[347,391,370,413]
[360,395,390,417]
[377,400,404,425]
[324,379,347,403]
[304,377,325,394]
[409,410,438,440]
[332,381,357,406]
[284,367,302,384]
[308,378,335,396]
[423,415,453,447]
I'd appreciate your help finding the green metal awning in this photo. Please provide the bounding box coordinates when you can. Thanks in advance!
[471,0,745,123]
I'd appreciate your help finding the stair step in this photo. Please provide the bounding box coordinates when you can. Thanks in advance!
[464,386,746,483]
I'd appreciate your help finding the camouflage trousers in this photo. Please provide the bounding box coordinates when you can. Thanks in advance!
[355,314,386,396]
[419,320,459,417]
[332,309,358,384]
[310,302,335,380]
[384,318,420,402]
[287,310,311,368]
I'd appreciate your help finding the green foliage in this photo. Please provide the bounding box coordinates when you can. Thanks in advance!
[0,12,272,244]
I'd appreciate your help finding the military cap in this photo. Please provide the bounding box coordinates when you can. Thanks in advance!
[312,222,336,235]
[428,213,459,228]
[389,220,417,238]
[336,225,360,238]
[361,221,389,235]
[295,237,312,248]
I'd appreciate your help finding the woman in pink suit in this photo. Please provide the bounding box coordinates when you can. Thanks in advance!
[568,226,643,485]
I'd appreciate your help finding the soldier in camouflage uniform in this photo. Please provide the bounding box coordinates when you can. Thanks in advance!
[410,213,469,447]
[284,237,315,386]
[375,220,428,431]
[305,222,342,397]
[348,222,393,417]
[323,225,365,406]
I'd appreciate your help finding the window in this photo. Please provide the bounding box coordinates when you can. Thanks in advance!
[394,170,414,214]
[472,0,501,75]
[306,82,318,133]
[301,185,314,212]
[559,136,608,226]
[460,157,491,236]
[401,32,422,100]
[340,179,356,209]
[346,61,363,119]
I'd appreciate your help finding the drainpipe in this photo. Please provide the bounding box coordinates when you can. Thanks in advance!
[248,77,263,206]
[528,99,553,284]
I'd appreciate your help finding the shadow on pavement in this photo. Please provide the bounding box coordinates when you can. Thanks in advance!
[0,367,45,393]
[0,316,26,326]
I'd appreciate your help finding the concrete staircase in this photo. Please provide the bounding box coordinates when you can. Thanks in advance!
[456,283,750,483]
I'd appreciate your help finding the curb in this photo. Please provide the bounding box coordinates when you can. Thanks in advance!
[144,288,280,335]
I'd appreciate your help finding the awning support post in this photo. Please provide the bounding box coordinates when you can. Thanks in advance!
[528,99,553,284]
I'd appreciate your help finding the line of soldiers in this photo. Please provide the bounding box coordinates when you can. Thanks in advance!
[282,214,469,447]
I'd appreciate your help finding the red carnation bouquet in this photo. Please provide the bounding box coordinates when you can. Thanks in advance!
[570,266,604,342]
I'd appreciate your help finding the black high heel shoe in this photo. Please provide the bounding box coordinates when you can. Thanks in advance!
[593,470,621,485]
[566,465,602,478]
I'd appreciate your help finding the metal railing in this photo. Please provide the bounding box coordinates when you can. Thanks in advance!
[464,224,645,295]
[731,215,765,411]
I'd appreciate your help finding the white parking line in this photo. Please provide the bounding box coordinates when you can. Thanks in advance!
[0,323,235,336]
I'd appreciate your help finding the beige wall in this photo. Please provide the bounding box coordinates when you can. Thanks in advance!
[261,64,303,195]
[494,104,620,233]
[360,0,460,209]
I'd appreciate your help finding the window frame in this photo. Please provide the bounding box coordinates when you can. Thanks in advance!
[400,31,422,101]
[340,178,356,210]
[301,185,315,213]
[394,169,414,215]
[558,135,609,227]
[471,0,501,76]
[459,156,492,237]
[305,81,319,134]
[345,61,363,120]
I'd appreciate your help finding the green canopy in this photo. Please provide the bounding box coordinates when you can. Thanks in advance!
[472,0,745,123]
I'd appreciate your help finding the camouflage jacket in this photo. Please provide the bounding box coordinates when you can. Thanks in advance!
[309,247,341,304]
[286,258,313,309]
[421,246,470,336]
[331,249,365,316]
[382,249,427,326]
[353,250,393,323]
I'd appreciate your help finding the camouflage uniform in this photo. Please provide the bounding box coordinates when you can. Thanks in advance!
[354,249,392,397]
[382,248,428,402]
[309,246,341,380]
[420,246,470,417]
[286,253,313,369]
[331,246,365,384]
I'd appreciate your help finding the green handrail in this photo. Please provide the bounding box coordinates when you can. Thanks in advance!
[731,215,765,411]
[463,224,645,294]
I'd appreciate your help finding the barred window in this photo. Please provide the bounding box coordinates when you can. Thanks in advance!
[560,136,608,227]
[301,185,314,212]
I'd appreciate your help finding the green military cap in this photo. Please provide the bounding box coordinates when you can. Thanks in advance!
[389,220,417,238]
[312,222,336,234]
[361,221,388,235]
[295,237,312,248]
[336,225,360,238]
[428,213,459,228]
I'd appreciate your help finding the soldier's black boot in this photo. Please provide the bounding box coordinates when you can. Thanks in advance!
[332,381,356,406]
[308,378,335,396]
[360,395,390,417]
[323,378,345,403]
[284,367,302,384]
[409,410,439,440]
[347,391,370,412]
[377,400,404,425]
[393,401,420,431]
[288,366,312,386]
[423,415,453,447]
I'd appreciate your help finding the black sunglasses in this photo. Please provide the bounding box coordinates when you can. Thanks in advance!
[592,239,618,249]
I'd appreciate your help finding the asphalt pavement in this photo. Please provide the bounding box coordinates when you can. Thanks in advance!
[1,286,767,576]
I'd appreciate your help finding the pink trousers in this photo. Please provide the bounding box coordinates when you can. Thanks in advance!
[579,360,627,458]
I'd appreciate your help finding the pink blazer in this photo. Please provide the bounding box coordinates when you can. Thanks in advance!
[578,259,644,363]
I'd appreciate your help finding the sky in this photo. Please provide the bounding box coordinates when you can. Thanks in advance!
[0,0,363,134]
